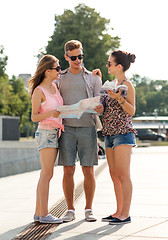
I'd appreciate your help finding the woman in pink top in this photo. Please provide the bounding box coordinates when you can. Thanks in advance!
[29,55,63,224]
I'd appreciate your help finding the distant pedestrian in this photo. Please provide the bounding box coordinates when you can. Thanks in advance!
[100,50,136,225]
[29,55,63,224]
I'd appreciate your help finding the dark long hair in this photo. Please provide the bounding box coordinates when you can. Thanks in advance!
[111,50,136,72]
[28,55,59,96]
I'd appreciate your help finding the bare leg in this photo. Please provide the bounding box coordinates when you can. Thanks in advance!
[63,166,75,210]
[105,148,123,217]
[35,148,58,217]
[114,145,132,219]
[82,166,96,209]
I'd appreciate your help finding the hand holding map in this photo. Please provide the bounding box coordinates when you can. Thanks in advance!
[57,96,100,119]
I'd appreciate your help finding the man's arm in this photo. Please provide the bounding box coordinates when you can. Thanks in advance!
[94,104,104,114]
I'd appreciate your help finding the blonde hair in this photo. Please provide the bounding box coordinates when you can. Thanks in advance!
[64,40,83,53]
[28,55,59,96]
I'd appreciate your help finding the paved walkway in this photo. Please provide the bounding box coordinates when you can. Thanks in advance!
[0,146,168,239]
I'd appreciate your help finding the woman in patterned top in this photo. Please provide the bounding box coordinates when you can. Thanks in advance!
[101,50,136,225]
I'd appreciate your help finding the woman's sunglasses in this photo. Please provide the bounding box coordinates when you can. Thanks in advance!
[49,65,61,72]
[107,61,118,68]
[66,54,84,61]
[107,61,111,67]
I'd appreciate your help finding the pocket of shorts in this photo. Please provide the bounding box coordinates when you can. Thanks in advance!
[47,131,57,144]
[35,131,42,145]
[91,127,97,138]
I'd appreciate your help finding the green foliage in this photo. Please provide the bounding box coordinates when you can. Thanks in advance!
[9,76,31,134]
[46,3,120,82]
[131,74,168,116]
[0,74,31,136]
[0,46,12,115]
[0,45,32,136]
[0,46,8,77]
[0,75,13,114]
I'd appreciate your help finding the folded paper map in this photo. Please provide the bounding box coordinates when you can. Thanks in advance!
[57,96,100,119]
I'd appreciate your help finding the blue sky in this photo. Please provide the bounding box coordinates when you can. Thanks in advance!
[0,0,168,80]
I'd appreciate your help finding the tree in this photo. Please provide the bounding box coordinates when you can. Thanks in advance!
[0,46,11,114]
[9,76,31,134]
[0,45,8,77]
[0,46,32,136]
[46,3,120,82]
[131,74,168,116]
[0,75,13,115]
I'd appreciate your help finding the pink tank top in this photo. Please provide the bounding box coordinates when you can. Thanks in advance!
[36,83,64,132]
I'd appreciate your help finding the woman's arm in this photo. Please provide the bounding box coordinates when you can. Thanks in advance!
[92,69,102,79]
[118,81,136,116]
[107,81,136,116]
[31,88,60,122]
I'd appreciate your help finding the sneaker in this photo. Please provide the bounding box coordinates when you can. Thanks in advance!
[85,210,97,222]
[109,216,131,225]
[39,214,63,224]
[62,210,75,222]
[33,215,39,222]
[102,215,114,222]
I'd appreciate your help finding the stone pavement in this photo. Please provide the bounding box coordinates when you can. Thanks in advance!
[0,146,168,240]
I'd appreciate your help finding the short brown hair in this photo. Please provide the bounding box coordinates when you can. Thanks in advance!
[64,40,83,53]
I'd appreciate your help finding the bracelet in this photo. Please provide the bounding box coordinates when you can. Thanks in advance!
[120,99,126,105]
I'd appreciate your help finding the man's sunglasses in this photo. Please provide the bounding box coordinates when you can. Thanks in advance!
[66,54,84,61]
[49,65,61,72]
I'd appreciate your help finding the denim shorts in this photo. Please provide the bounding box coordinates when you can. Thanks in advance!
[35,128,59,151]
[58,126,98,166]
[105,132,136,149]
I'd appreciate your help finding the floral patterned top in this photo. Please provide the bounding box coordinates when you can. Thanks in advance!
[100,80,136,136]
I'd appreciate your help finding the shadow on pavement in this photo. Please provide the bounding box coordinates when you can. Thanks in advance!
[48,220,123,240]
[0,224,28,240]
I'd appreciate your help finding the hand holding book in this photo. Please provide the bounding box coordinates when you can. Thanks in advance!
[100,79,128,98]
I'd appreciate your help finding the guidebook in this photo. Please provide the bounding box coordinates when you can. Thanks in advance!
[100,79,128,97]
